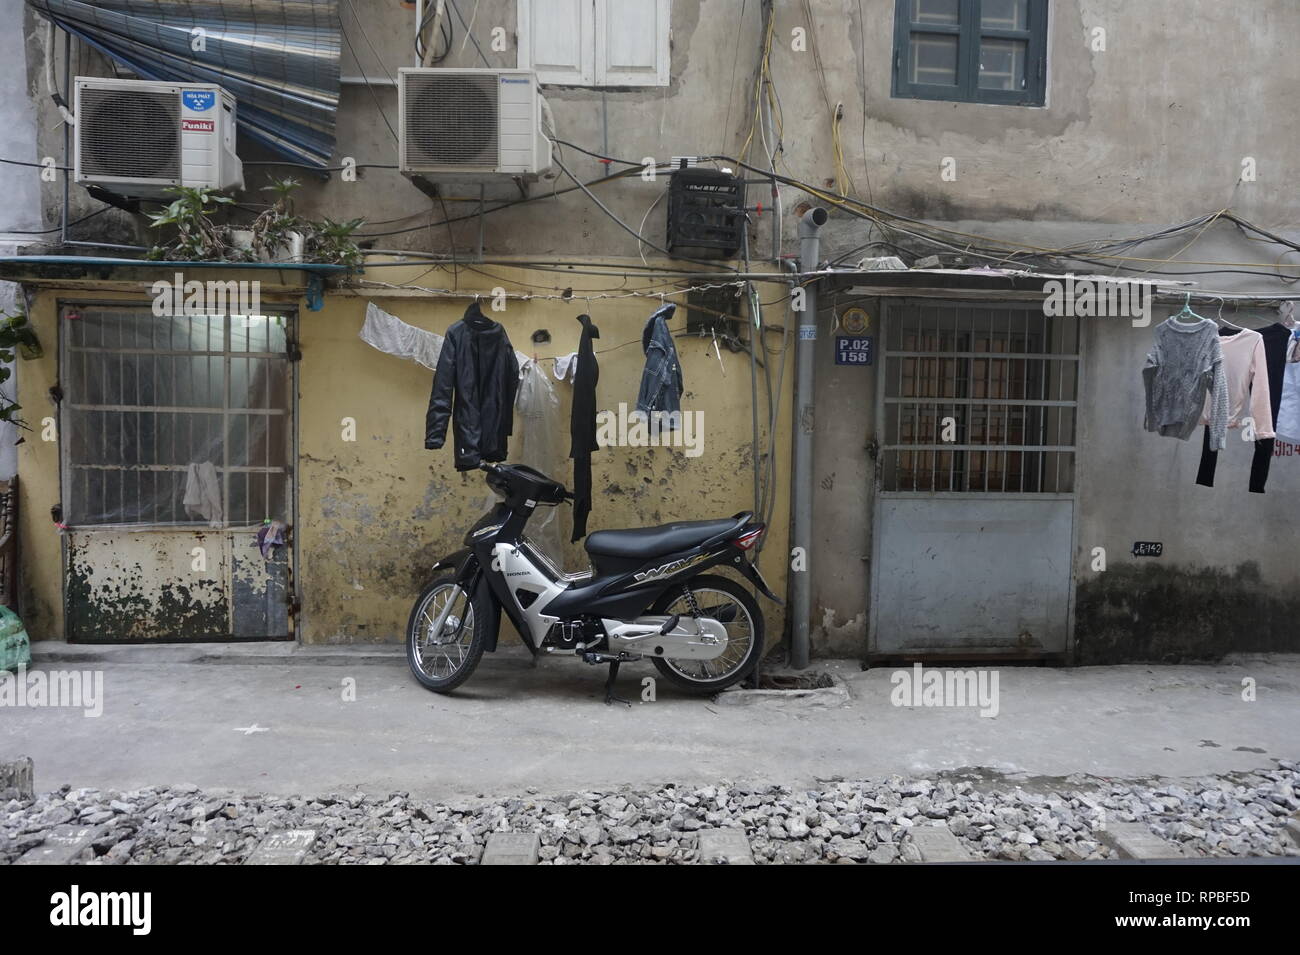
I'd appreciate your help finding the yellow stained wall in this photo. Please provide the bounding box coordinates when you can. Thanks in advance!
[299,264,793,645]
[16,264,793,647]
[15,287,63,638]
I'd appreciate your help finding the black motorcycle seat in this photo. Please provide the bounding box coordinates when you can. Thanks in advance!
[585,517,741,559]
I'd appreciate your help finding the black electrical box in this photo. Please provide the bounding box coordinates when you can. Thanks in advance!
[667,168,745,258]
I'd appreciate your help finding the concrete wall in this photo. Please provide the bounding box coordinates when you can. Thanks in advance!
[790,1,1300,659]
[1072,306,1300,663]
[295,265,792,645]
[806,295,1300,660]
[1,0,43,481]
[15,267,793,645]
[13,1,1299,659]
[22,2,1300,258]
[769,1,1300,228]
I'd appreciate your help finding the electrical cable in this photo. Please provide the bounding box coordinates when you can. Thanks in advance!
[528,141,1300,274]
[547,145,740,271]
[637,189,669,267]
[447,0,491,68]
[352,163,651,238]
[0,157,69,171]
[414,3,453,63]
[338,4,400,144]
[1,205,110,235]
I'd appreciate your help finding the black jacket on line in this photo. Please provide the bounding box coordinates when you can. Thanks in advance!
[425,302,519,471]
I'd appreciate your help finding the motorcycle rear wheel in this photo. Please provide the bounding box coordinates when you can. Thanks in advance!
[649,574,765,693]
[406,574,487,693]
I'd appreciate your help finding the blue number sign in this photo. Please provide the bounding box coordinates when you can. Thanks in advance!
[835,336,873,366]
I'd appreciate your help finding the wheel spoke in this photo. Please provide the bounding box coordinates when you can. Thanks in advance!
[661,587,754,684]
[412,585,474,680]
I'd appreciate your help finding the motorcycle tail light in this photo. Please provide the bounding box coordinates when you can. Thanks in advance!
[734,526,764,550]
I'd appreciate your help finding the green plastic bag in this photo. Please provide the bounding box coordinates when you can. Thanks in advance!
[0,605,30,672]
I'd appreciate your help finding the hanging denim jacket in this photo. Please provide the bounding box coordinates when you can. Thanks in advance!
[635,303,684,430]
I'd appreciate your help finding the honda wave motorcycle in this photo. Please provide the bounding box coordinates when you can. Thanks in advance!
[406,462,781,704]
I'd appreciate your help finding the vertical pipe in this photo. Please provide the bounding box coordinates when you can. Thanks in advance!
[791,206,827,670]
[60,25,71,247]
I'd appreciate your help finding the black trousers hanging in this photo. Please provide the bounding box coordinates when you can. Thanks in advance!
[572,452,593,541]
[1196,426,1274,493]
[569,314,600,541]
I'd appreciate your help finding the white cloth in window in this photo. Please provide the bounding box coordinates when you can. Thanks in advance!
[184,462,223,527]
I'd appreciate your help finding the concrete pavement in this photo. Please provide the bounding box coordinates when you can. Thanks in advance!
[3,644,1297,800]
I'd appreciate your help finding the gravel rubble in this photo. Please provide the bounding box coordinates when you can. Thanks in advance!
[3,764,1297,864]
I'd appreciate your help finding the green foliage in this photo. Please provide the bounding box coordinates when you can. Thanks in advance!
[0,309,38,426]
[146,181,364,267]
[304,216,366,268]
[146,186,235,260]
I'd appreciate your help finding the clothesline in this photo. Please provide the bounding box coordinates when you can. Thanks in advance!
[353,278,751,304]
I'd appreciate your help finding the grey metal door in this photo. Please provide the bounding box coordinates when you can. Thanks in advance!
[869,301,1080,658]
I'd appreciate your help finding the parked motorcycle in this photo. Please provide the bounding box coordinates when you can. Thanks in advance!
[406,462,781,703]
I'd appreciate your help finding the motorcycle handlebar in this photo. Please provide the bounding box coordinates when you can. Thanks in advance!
[479,461,574,502]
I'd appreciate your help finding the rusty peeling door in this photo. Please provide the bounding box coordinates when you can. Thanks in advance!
[59,303,295,643]
[868,301,1080,658]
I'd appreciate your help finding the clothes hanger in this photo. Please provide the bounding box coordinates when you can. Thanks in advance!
[1216,297,1244,332]
[710,326,726,378]
[1172,292,1204,324]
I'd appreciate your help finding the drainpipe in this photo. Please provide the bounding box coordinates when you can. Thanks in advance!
[790,206,827,670]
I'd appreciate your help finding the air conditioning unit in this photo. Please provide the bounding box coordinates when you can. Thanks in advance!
[74,77,244,199]
[399,68,553,180]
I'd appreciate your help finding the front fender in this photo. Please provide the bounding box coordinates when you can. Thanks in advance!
[428,548,501,653]
[431,548,473,580]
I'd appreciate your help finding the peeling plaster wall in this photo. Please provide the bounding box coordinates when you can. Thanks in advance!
[771,1,1300,228]
[17,271,792,645]
[297,265,792,645]
[808,299,1300,662]
[15,288,61,637]
[19,2,1300,258]
[1071,307,1300,661]
[15,1,1299,658]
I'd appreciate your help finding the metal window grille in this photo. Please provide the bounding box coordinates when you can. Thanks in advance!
[60,305,294,527]
[880,303,1079,493]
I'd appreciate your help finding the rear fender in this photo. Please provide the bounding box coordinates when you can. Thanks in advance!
[728,552,785,605]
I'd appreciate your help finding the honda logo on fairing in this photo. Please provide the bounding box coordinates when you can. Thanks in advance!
[633,553,709,584]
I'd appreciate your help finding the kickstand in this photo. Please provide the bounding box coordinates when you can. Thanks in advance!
[604,660,632,707]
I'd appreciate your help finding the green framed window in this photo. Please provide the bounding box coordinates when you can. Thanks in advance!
[892,0,1048,107]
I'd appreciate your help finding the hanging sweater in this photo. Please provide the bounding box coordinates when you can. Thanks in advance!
[1143,317,1228,450]
[1198,327,1274,438]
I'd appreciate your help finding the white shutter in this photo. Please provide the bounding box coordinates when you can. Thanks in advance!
[595,0,670,86]
[517,0,595,86]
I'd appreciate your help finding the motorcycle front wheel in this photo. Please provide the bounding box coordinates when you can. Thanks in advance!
[406,574,488,693]
[649,574,765,693]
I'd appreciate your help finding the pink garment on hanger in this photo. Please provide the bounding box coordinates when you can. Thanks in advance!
[1200,328,1275,437]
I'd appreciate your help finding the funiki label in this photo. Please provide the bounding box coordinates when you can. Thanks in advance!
[181,89,216,131]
